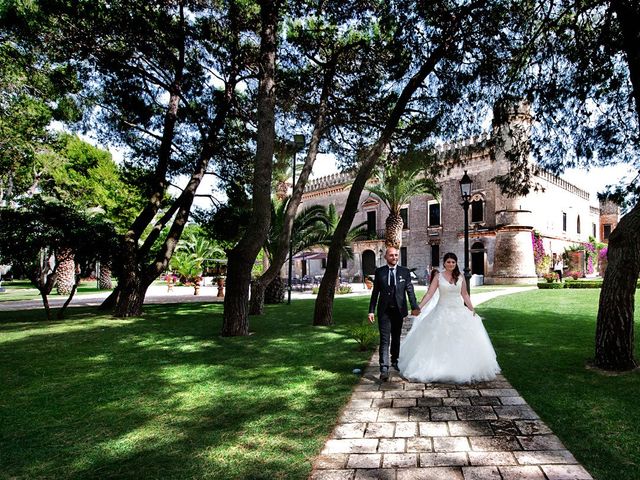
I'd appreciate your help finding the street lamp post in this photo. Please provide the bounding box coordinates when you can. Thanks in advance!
[459,170,473,295]
[287,134,306,305]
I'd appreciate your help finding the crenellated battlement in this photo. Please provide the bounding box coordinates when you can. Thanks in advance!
[305,172,354,193]
[304,132,494,193]
[535,169,590,201]
[435,131,493,154]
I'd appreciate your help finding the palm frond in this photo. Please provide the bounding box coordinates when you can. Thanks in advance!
[366,161,440,214]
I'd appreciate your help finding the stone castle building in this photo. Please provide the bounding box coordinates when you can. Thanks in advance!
[292,105,619,284]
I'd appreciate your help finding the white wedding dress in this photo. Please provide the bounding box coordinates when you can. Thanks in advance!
[398,277,500,384]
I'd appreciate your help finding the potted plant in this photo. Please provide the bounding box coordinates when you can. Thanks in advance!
[216,276,225,297]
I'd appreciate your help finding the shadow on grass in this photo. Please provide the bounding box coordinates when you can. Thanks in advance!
[0,297,374,479]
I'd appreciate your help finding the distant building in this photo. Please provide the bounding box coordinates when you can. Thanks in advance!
[291,103,619,284]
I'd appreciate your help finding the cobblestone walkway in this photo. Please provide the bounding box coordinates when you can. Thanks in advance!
[310,309,593,480]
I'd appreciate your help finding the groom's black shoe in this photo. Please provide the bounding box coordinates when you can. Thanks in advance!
[391,361,399,371]
[380,368,389,381]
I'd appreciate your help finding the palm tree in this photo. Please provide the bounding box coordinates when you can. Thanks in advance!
[301,203,367,263]
[265,200,331,262]
[271,141,304,201]
[256,200,331,306]
[255,200,366,306]
[366,162,439,248]
[266,201,366,265]
[170,230,224,294]
[98,259,113,290]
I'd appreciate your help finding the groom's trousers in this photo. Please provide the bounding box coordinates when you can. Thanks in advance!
[378,305,404,371]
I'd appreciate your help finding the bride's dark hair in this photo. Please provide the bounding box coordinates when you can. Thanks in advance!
[443,252,461,284]
[429,268,439,282]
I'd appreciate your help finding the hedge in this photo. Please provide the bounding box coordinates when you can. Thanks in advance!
[537,280,640,289]
[537,282,564,289]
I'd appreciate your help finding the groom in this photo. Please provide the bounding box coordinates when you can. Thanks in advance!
[368,247,420,381]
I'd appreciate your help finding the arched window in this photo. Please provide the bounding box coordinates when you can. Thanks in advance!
[470,194,485,223]
[428,201,440,226]
[471,242,485,275]
[362,250,376,277]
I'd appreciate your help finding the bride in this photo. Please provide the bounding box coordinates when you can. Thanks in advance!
[398,252,500,384]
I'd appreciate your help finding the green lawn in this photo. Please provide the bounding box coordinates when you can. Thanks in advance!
[478,289,640,480]
[0,280,115,303]
[0,299,372,479]
[1,290,638,479]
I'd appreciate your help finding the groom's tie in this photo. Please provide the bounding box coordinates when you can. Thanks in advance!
[389,268,395,289]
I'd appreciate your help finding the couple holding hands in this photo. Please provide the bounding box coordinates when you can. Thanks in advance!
[368,247,500,383]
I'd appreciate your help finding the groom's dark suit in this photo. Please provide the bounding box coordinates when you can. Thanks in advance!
[369,264,419,373]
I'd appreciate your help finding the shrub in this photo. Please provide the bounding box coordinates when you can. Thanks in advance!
[542,272,558,283]
[347,321,379,351]
[565,281,602,289]
[542,279,640,289]
[311,286,319,294]
[336,284,352,294]
[537,282,564,289]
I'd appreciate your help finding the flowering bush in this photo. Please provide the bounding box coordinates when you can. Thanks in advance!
[599,247,608,260]
[542,272,558,283]
[567,271,581,280]
[531,231,550,276]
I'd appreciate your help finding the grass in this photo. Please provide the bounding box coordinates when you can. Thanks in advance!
[0,279,116,303]
[477,289,640,480]
[0,298,373,479]
[1,289,638,479]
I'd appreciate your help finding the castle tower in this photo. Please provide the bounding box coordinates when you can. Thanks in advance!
[485,100,538,284]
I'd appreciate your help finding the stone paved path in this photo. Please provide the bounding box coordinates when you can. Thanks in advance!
[310,289,593,480]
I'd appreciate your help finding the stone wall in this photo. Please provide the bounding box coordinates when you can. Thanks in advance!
[290,109,615,283]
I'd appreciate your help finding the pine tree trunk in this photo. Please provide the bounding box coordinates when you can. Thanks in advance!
[55,248,75,296]
[113,244,149,317]
[313,144,385,326]
[594,202,639,371]
[99,261,113,290]
[222,250,252,335]
[114,276,146,317]
[385,213,403,248]
[99,286,120,311]
[313,258,340,326]
[57,274,80,320]
[249,54,337,316]
[249,280,266,315]
[32,248,57,320]
[221,0,278,335]
[312,36,450,326]
[40,290,51,321]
